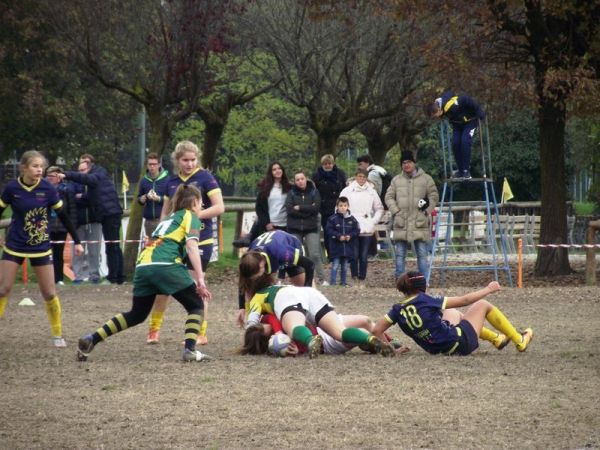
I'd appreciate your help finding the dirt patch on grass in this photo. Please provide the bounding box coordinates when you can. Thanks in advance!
[1,260,599,449]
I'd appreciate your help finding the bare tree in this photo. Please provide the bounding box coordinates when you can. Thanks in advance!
[243,0,427,163]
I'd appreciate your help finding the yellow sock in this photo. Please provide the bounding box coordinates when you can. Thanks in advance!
[486,306,520,344]
[0,296,8,318]
[479,326,499,343]
[149,311,165,332]
[199,320,208,337]
[44,296,62,337]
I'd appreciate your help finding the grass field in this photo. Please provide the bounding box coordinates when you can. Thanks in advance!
[1,277,599,449]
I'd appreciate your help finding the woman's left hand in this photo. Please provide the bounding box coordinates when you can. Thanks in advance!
[74,244,84,256]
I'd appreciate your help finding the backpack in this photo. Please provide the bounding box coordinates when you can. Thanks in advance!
[379,171,393,210]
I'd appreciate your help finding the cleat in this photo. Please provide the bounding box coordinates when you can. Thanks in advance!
[388,338,405,350]
[196,335,208,345]
[52,337,67,348]
[370,337,395,357]
[492,333,510,350]
[516,328,533,352]
[307,334,323,359]
[77,334,94,361]
[146,330,160,344]
[182,348,211,362]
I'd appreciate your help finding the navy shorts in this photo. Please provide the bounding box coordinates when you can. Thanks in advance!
[184,244,212,272]
[2,252,52,267]
[453,319,479,355]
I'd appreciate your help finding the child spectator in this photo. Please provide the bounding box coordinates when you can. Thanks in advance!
[325,197,359,287]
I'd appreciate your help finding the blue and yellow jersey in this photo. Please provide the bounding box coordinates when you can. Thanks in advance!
[384,292,459,354]
[136,209,201,267]
[0,178,62,257]
[165,168,221,245]
[245,285,285,327]
[439,91,485,125]
[248,230,302,274]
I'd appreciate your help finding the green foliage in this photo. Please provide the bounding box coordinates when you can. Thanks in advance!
[575,202,598,215]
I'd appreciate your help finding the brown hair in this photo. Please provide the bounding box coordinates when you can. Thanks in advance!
[46,166,64,175]
[239,251,276,296]
[79,153,95,164]
[396,271,427,295]
[355,168,368,177]
[146,152,160,162]
[239,325,269,355]
[169,184,201,214]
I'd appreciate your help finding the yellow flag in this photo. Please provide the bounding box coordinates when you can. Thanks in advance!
[502,177,514,203]
[122,171,130,193]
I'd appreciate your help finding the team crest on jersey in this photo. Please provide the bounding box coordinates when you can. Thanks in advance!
[24,207,49,245]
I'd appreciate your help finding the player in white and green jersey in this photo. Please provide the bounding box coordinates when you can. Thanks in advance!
[77,185,213,362]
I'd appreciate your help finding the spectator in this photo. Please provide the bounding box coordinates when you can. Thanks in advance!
[45,166,78,285]
[312,154,347,257]
[137,153,169,237]
[286,169,327,285]
[325,196,359,287]
[339,168,384,288]
[59,154,124,284]
[356,154,388,197]
[385,151,439,279]
[233,161,291,248]
[427,90,485,179]
[70,161,102,284]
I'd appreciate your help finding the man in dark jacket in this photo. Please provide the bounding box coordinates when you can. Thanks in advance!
[428,90,486,180]
[137,153,168,237]
[59,154,124,284]
[312,154,347,257]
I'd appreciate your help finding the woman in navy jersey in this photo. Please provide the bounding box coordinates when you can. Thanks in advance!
[0,151,83,347]
[372,271,533,356]
[146,140,224,345]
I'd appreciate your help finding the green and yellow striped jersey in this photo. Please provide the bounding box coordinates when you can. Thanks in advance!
[136,209,201,267]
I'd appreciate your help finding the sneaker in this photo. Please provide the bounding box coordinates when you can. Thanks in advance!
[462,170,472,180]
[196,335,208,345]
[451,170,463,180]
[232,236,252,248]
[357,280,366,290]
[76,334,94,361]
[369,337,395,357]
[307,334,323,359]
[491,333,510,350]
[516,328,533,352]
[321,280,330,287]
[147,329,160,344]
[52,336,67,348]
[57,281,65,286]
[99,280,111,285]
[182,348,211,362]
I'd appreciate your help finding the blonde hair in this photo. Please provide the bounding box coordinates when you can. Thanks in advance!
[321,154,335,165]
[171,140,201,168]
[19,150,48,175]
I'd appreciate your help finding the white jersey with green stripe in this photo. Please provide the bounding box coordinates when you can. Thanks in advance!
[136,209,201,266]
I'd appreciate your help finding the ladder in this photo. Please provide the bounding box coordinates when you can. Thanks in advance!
[427,119,513,287]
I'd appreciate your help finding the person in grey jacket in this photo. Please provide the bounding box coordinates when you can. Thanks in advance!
[385,151,439,279]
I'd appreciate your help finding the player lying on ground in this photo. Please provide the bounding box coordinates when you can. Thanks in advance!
[241,312,410,357]
[235,230,315,326]
[372,271,533,356]
[77,184,213,362]
[240,260,395,359]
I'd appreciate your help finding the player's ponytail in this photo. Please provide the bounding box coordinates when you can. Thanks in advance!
[169,184,201,214]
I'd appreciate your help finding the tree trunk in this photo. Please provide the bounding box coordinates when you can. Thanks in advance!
[203,120,225,171]
[534,89,572,276]
[122,109,172,276]
[315,131,340,164]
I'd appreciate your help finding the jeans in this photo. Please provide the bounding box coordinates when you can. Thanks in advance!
[290,229,325,281]
[102,214,124,284]
[330,257,349,285]
[350,235,372,281]
[394,239,430,279]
